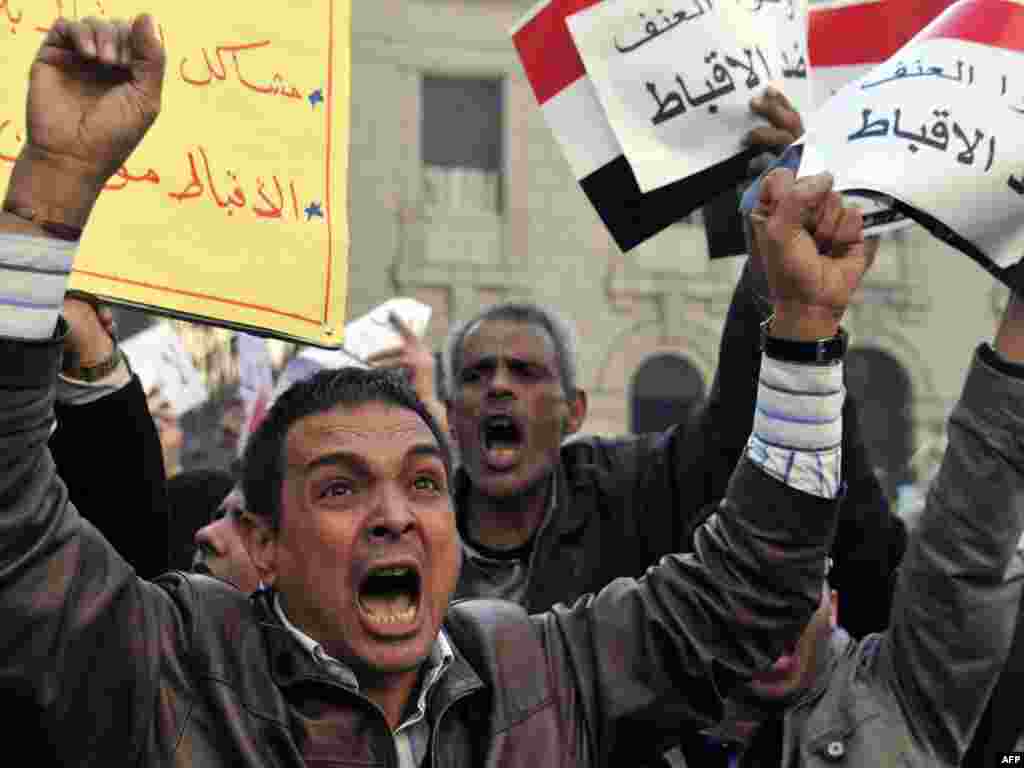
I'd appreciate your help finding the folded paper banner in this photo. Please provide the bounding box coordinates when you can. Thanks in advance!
[799,0,1024,291]
[0,1,351,348]
[511,0,759,253]
[808,0,958,109]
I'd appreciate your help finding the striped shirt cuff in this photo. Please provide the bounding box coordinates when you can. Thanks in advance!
[0,233,76,339]
[748,354,845,499]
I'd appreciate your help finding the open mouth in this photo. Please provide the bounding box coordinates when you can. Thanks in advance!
[481,415,524,469]
[358,565,422,627]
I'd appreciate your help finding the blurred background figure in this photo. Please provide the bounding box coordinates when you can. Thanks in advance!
[166,468,236,572]
[145,385,185,478]
[192,485,261,594]
[219,395,246,457]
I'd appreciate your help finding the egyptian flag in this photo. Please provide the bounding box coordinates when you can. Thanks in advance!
[809,0,957,106]
[802,0,1024,292]
[511,0,758,253]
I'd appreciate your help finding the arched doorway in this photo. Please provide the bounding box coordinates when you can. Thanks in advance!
[630,354,706,434]
[844,347,913,501]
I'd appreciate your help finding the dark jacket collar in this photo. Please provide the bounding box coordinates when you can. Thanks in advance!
[452,447,590,545]
[253,589,487,718]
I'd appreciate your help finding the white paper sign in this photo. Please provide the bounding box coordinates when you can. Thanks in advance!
[567,0,810,193]
[122,323,209,416]
[267,297,433,405]
[799,5,1024,276]
[338,297,433,363]
[750,0,813,115]
[567,0,765,193]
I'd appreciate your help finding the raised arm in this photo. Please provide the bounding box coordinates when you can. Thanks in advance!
[539,168,873,751]
[50,296,170,578]
[0,16,168,765]
[688,90,905,637]
[887,293,1024,763]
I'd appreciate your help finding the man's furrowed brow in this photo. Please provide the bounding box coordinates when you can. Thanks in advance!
[407,443,445,464]
[300,442,443,474]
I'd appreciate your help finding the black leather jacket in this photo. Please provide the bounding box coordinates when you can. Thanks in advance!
[0,327,835,766]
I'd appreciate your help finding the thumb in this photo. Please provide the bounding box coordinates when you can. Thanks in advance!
[388,311,416,341]
[130,14,165,106]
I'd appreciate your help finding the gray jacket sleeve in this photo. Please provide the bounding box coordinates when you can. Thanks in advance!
[0,329,170,765]
[886,347,1024,763]
[539,454,838,756]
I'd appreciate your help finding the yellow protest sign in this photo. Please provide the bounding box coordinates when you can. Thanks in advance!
[1,0,350,347]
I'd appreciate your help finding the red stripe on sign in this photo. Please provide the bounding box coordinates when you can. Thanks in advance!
[512,0,600,104]
[916,0,1024,53]
[809,0,954,67]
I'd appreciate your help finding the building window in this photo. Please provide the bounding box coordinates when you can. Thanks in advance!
[630,354,706,434]
[844,347,913,501]
[421,75,503,213]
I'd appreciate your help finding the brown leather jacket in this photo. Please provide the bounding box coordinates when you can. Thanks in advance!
[0,329,835,766]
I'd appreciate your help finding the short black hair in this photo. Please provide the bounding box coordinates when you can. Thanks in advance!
[241,367,452,530]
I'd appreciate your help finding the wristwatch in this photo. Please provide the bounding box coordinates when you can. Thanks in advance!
[62,343,124,382]
[760,317,848,365]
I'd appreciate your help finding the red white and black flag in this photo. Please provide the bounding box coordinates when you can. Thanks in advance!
[800,0,1024,292]
[511,0,758,253]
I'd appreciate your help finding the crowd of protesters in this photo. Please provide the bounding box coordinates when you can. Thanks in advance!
[2,12,1024,768]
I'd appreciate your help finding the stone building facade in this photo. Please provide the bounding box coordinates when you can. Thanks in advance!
[342,0,1001,500]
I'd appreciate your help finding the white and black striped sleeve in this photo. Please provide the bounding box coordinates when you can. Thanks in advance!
[746,354,845,499]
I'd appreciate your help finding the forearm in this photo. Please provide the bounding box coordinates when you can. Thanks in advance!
[553,353,841,744]
[889,343,1024,762]
[52,373,170,578]
[0,148,101,341]
[549,454,836,748]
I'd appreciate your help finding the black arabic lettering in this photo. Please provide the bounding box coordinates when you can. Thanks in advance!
[781,43,807,79]
[646,80,687,125]
[892,108,938,153]
[755,45,773,79]
[861,59,970,91]
[724,48,761,89]
[927,110,950,152]
[1009,171,1024,195]
[848,108,890,141]
[614,1,705,53]
[695,51,735,113]
[951,121,985,165]
[889,108,952,154]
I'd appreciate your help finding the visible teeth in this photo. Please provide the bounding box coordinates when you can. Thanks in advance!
[366,605,417,625]
[374,567,410,577]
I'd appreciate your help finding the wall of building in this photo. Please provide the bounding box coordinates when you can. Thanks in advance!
[347,0,1002,491]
